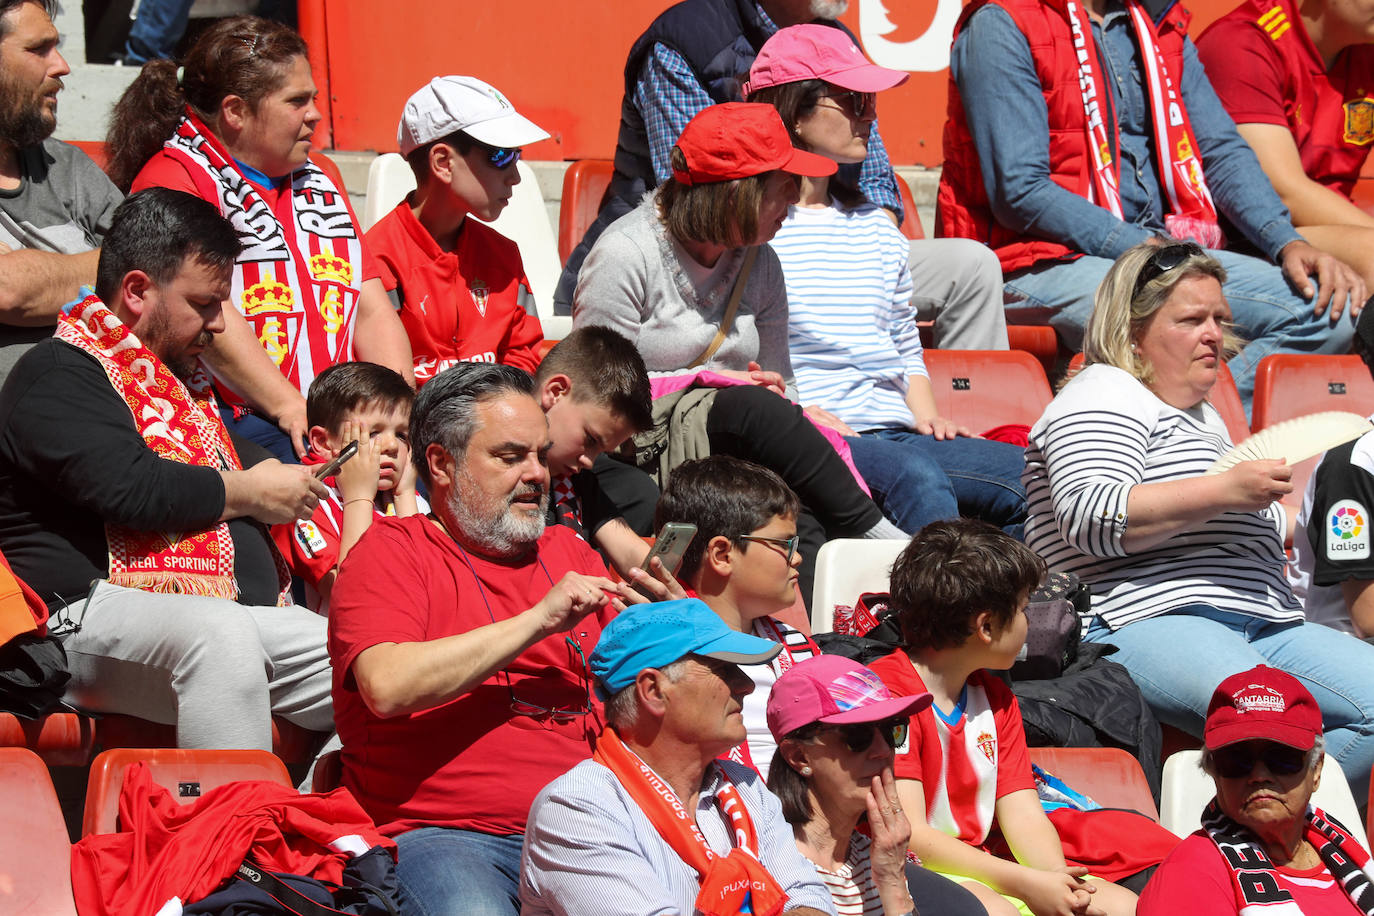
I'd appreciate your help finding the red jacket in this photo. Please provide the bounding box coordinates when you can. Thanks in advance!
[71,763,396,916]
[936,0,1192,273]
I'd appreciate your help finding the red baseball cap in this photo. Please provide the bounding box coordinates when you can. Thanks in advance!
[1204,665,1322,751]
[671,102,837,186]
[766,655,931,740]
[746,24,909,95]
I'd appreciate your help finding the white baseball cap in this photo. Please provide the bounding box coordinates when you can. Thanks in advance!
[397,75,550,157]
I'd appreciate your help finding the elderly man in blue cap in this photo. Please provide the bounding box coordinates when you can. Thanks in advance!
[519,597,836,916]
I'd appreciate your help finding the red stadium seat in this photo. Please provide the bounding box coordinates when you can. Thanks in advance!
[1007,325,1060,377]
[0,747,78,915]
[896,178,924,240]
[558,159,614,265]
[1251,354,1374,432]
[922,349,1053,433]
[0,711,97,766]
[83,747,292,836]
[1029,746,1159,820]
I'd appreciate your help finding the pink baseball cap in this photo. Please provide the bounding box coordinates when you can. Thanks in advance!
[671,102,837,186]
[746,24,909,95]
[766,655,931,740]
[1204,665,1322,752]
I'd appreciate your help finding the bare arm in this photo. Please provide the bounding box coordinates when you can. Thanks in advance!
[350,569,624,718]
[352,277,415,386]
[1120,459,1291,553]
[1237,123,1374,229]
[0,247,100,325]
[903,373,970,440]
[201,304,309,457]
[219,459,327,524]
[1342,579,1374,638]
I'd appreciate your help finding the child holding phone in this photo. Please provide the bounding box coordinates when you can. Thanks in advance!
[272,362,422,614]
[653,455,820,777]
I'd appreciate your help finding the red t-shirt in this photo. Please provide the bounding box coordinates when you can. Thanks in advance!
[1198,0,1374,196]
[1138,831,1360,915]
[365,202,544,384]
[327,515,612,836]
[868,652,1034,847]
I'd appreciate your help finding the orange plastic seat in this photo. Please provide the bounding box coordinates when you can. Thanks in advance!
[922,349,1053,433]
[0,747,78,914]
[896,178,925,240]
[558,159,614,265]
[1066,353,1249,445]
[1029,746,1159,820]
[1006,325,1060,377]
[0,711,97,766]
[83,747,293,836]
[1251,354,1374,432]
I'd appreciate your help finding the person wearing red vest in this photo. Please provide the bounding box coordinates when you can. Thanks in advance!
[937,0,1364,408]
[1198,0,1374,291]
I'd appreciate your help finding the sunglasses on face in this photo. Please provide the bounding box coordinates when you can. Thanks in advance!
[1212,742,1308,779]
[832,717,910,753]
[738,534,800,565]
[476,141,521,170]
[819,89,876,119]
[1132,241,1205,301]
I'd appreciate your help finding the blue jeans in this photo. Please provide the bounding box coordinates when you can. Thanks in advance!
[1005,249,1356,412]
[1085,605,1374,798]
[845,429,1026,536]
[123,0,195,64]
[393,827,523,916]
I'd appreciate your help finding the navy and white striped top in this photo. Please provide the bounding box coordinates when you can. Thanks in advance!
[1024,364,1299,628]
[769,200,921,431]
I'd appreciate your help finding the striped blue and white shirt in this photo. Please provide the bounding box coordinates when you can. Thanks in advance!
[519,756,837,915]
[1024,363,1299,629]
[770,200,921,431]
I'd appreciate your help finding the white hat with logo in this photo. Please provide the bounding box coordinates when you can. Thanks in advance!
[397,75,550,156]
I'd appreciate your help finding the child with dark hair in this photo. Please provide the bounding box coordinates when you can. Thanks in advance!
[534,327,662,580]
[868,520,1138,916]
[271,361,421,613]
[655,455,821,776]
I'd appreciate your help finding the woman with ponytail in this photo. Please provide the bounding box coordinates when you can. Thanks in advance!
[106,16,413,462]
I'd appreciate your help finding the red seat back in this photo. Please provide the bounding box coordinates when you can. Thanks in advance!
[1251,354,1374,431]
[83,747,292,836]
[0,747,77,914]
[896,178,924,240]
[923,349,1053,433]
[558,159,615,265]
[1029,745,1159,819]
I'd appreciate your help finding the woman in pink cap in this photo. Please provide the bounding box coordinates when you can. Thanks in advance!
[574,101,909,603]
[767,654,989,916]
[746,24,1027,540]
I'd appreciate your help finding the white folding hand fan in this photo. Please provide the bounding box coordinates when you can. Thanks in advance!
[1206,411,1373,475]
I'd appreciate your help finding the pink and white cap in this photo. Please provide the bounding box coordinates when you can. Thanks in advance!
[766,654,931,740]
[745,24,909,96]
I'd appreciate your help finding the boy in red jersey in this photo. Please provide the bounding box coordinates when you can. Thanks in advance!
[868,520,1137,916]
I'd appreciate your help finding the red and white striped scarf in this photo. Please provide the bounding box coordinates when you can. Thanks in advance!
[1065,0,1224,248]
[161,112,365,407]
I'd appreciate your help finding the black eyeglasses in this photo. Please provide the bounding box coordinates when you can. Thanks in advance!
[507,635,592,723]
[832,717,910,753]
[1132,241,1205,301]
[476,140,521,170]
[819,89,875,119]
[1212,742,1308,779]
[738,534,800,565]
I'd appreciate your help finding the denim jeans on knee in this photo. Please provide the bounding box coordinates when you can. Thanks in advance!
[393,827,524,916]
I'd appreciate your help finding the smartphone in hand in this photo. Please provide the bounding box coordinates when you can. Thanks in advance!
[632,522,697,599]
[314,439,359,479]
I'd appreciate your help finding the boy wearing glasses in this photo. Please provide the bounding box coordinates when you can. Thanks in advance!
[869,519,1139,916]
[366,75,546,386]
[654,455,822,777]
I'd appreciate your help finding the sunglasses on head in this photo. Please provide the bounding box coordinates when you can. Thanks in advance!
[832,717,909,753]
[1212,742,1308,779]
[476,140,521,170]
[819,88,875,119]
[1132,241,1205,301]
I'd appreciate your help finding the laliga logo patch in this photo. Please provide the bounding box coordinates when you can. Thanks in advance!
[1328,500,1370,560]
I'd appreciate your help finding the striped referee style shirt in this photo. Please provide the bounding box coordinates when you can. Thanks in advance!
[1024,364,1300,629]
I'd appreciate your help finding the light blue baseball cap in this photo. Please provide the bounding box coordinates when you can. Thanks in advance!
[590,598,781,698]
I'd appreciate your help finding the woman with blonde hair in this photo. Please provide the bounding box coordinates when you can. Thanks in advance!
[1023,239,1374,800]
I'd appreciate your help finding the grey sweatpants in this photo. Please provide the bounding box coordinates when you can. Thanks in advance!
[910,237,1008,350]
[55,580,333,749]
